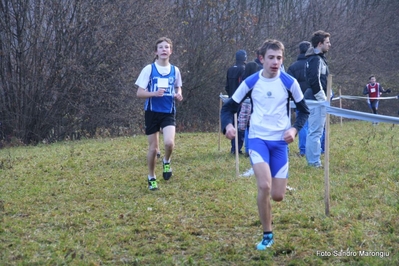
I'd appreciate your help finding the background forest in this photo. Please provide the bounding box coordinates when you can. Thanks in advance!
[1,0,398,144]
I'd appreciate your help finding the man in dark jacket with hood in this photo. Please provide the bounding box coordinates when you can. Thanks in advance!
[287,41,311,156]
[287,41,311,94]
[225,50,247,154]
[225,50,247,97]
[304,30,331,168]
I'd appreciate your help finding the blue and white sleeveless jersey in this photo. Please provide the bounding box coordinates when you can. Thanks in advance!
[135,63,182,113]
[232,70,304,141]
[146,63,176,113]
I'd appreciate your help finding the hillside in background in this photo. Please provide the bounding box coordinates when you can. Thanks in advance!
[0,0,398,144]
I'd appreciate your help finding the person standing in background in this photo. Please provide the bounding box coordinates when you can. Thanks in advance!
[240,61,262,177]
[287,41,311,156]
[225,50,247,155]
[304,30,331,168]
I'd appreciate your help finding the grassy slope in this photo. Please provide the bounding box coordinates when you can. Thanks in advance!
[0,121,398,265]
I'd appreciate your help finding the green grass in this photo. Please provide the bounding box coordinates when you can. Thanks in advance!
[1,121,398,265]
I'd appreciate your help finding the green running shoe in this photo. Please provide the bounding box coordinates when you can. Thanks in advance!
[162,162,172,180]
[148,178,158,190]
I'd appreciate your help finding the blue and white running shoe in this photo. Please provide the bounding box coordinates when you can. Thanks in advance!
[256,233,274,250]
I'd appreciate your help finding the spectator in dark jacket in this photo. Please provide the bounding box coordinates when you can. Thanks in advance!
[225,50,247,154]
[287,41,310,94]
[225,50,247,97]
[288,41,312,156]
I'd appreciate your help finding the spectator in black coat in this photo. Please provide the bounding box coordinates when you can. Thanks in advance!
[225,50,247,97]
[287,41,311,156]
[225,50,247,154]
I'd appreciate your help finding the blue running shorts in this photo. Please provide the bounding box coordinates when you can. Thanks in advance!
[248,138,288,179]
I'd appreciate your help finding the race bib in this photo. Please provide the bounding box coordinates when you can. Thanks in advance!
[157,78,169,88]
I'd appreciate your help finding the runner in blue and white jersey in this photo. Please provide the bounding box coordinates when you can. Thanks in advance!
[136,37,183,191]
[221,39,309,250]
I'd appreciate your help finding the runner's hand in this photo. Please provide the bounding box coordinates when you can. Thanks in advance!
[225,124,236,140]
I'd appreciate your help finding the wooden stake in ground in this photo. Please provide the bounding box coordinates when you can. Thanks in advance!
[234,113,239,177]
[218,95,239,176]
[324,75,332,216]
[339,88,343,126]
[218,95,222,151]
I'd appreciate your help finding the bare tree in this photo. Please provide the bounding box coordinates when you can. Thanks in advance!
[0,0,171,143]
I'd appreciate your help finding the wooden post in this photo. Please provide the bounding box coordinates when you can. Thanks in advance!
[339,88,343,126]
[218,95,222,151]
[234,113,239,177]
[324,75,332,216]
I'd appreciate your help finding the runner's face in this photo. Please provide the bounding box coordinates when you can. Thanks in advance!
[156,41,172,59]
[260,49,283,78]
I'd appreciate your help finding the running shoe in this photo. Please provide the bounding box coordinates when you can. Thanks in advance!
[163,162,172,180]
[256,233,274,250]
[157,151,161,158]
[240,168,254,177]
[308,162,323,168]
[148,178,158,190]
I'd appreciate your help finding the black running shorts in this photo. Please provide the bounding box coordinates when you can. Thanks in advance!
[144,111,176,135]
